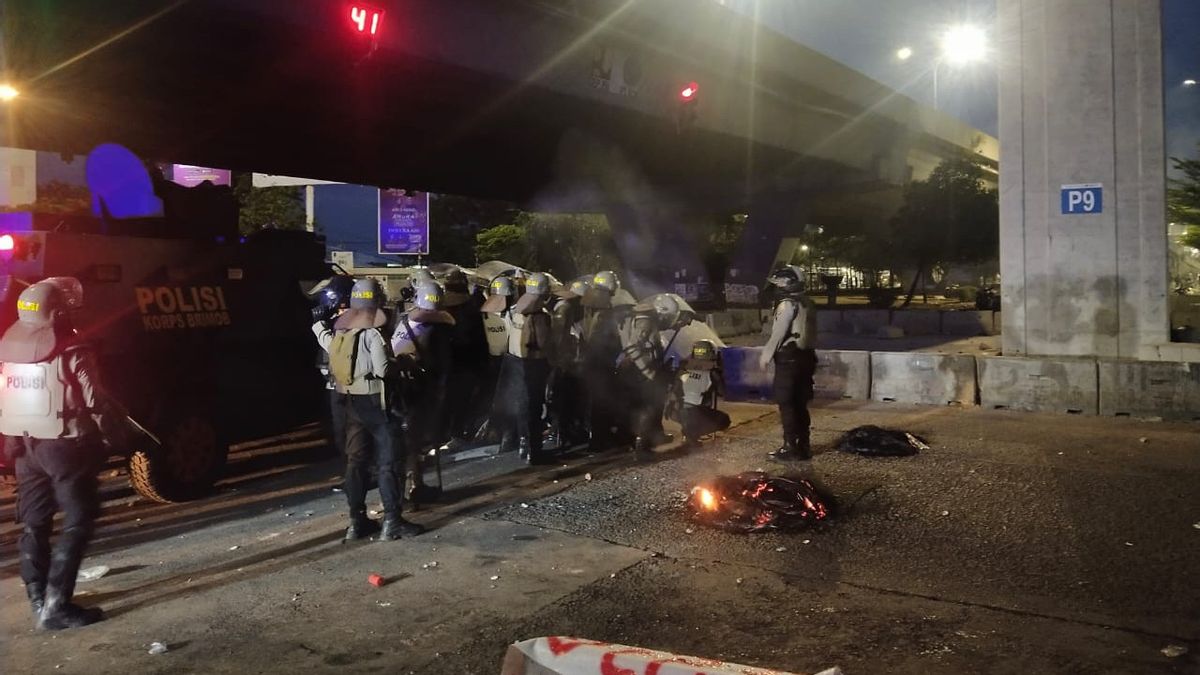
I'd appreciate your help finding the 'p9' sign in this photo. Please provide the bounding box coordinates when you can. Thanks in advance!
[1060,183,1103,215]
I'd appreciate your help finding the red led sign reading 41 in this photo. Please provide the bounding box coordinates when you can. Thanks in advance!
[350,4,384,36]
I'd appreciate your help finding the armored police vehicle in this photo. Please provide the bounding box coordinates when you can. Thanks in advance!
[0,148,330,502]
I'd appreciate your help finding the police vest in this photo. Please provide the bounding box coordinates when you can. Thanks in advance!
[680,369,714,407]
[776,297,817,350]
[505,311,547,359]
[0,355,74,439]
[483,311,509,357]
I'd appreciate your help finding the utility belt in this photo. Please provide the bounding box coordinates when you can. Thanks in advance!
[774,343,814,363]
[333,375,386,396]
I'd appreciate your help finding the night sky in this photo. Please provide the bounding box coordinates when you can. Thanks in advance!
[725,0,1199,170]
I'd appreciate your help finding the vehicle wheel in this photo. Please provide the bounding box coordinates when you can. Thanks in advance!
[128,413,227,503]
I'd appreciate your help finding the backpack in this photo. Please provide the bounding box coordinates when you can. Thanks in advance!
[329,329,363,388]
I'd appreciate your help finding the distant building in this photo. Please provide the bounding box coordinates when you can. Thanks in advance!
[0,148,37,207]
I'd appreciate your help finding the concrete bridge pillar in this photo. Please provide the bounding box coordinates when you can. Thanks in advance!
[998,0,1169,359]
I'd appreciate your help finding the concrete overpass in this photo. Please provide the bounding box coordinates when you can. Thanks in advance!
[2,0,995,283]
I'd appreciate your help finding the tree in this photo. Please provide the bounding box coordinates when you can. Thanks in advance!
[474,223,531,266]
[525,212,620,280]
[233,173,306,235]
[0,180,92,215]
[429,193,521,265]
[890,153,999,306]
[1168,143,1200,250]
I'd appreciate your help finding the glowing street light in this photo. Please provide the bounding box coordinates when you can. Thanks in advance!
[1185,79,1197,87]
[928,25,987,109]
[0,84,18,102]
[939,25,987,65]
[896,46,914,61]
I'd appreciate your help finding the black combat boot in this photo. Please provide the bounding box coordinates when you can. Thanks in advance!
[379,514,426,541]
[632,436,654,461]
[499,431,518,454]
[38,588,103,631]
[344,511,381,542]
[768,438,811,462]
[26,582,45,622]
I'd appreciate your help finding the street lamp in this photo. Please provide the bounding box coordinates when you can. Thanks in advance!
[0,84,18,102]
[896,47,913,62]
[933,25,987,108]
[1185,79,1198,87]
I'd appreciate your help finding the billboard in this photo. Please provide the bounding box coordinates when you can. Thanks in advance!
[171,164,231,188]
[377,188,429,255]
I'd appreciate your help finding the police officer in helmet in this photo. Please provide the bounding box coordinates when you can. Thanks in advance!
[759,265,818,461]
[313,278,424,541]
[0,277,118,629]
[308,275,355,452]
[501,273,555,463]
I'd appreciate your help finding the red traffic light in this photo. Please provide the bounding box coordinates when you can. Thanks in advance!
[679,81,699,101]
[350,4,384,36]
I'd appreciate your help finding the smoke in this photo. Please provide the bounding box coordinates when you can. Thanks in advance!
[529,128,707,297]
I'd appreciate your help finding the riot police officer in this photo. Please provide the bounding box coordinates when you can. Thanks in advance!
[616,293,694,458]
[759,266,818,461]
[314,278,423,541]
[546,279,589,449]
[391,282,455,504]
[308,275,355,453]
[0,278,116,629]
[501,273,555,463]
[479,276,515,448]
[443,268,488,442]
[579,271,623,450]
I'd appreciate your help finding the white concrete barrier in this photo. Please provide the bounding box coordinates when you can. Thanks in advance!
[845,309,890,336]
[816,309,846,334]
[870,352,977,406]
[501,636,835,675]
[704,309,763,338]
[814,349,871,400]
[977,356,1098,415]
[889,310,941,336]
[1098,360,1200,421]
[941,311,996,336]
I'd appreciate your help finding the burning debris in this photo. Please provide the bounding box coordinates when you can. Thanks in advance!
[688,472,832,533]
[836,425,929,457]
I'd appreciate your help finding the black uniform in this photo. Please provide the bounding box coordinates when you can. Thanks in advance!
[0,285,112,630]
[761,292,818,457]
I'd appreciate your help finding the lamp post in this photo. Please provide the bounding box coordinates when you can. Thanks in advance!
[0,84,18,102]
[898,24,987,110]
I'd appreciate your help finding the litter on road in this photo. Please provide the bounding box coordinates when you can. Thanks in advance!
[836,425,928,456]
[76,565,110,583]
[689,472,832,533]
[148,642,169,655]
[368,574,386,587]
[1161,644,1188,658]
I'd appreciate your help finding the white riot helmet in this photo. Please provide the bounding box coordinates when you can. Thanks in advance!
[524,272,550,296]
[767,265,806,294]
[650,293,696,330]
[591,270,619,293]
[415,282,444,311]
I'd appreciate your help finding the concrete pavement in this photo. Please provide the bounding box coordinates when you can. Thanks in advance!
[1,402,1197,674]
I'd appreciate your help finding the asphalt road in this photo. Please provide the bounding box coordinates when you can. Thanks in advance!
[1,401,1197,674]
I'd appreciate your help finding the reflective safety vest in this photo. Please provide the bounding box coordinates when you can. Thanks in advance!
[505,311,548,359]
[483,311,509,357]
[680,369,714,407]
[0,356,72,439]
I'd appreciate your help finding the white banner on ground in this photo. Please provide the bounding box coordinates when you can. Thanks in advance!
[500,636,843,675]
